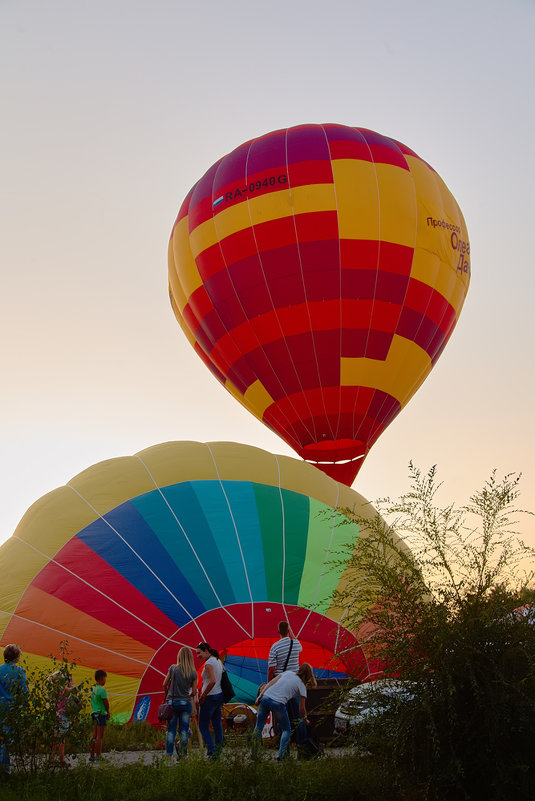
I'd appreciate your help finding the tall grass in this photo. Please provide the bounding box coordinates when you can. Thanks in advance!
[1,751,402,801]
[98,721,167,752]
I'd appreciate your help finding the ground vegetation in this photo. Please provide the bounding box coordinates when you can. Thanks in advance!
[332,466,535,801]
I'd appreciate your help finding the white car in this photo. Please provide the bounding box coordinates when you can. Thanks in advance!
[334,679,415,732]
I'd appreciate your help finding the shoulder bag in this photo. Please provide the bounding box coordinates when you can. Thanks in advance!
[257,638,294,699]
[220,664,235,703]
[158,666,176,722]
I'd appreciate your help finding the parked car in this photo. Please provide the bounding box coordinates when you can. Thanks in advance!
[334,679,415,733]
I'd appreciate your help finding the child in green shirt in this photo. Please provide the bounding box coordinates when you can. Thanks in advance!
[89,670,109,762]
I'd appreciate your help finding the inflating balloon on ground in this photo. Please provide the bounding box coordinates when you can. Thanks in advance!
[0,442,388,723]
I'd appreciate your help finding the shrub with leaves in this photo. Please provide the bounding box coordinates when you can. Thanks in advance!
[0,642,90,776]
[333,466,535,801]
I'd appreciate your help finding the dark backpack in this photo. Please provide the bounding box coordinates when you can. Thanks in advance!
[220,668,235,703]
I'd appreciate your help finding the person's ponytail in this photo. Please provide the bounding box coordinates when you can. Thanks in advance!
[197,642,219,660]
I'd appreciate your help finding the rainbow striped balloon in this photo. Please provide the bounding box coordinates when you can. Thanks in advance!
[169,124,470,485]
[0,442,384,723]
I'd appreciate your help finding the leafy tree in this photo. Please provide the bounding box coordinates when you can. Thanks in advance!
[333,466,535,801]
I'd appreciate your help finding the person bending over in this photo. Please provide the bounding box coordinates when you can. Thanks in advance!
[253,663,316,761]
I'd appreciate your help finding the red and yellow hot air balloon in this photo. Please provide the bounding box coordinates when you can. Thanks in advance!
[168,124,470,485]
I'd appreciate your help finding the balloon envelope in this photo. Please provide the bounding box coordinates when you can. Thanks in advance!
[0,442,385,723]
[169,124,470,485]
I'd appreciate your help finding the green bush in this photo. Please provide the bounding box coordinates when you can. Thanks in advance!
[0,643,91,776]
[333,466,535,801]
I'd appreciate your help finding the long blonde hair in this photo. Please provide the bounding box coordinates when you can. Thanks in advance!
[176,646,195,677]
[297,663,317,688]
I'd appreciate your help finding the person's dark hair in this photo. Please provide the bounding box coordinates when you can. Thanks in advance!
[197,642,219,659]
[3,644,21,663]
[278,621,289,636]
[94,669,107,681]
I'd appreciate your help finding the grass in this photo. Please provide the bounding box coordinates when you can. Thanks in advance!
[2,750,403,801]
[3,723,403,801]
[97,721,167,752]
[3,716,409,801]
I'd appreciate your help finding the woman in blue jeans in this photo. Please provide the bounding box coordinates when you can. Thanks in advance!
[253,663,316,760]
[162,647,198,761]
[196,642,224,760]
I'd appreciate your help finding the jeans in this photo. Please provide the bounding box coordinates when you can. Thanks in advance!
[253,697,292,759]
[287,695,307,744]
[166,700,192,757]
[198,693,224,759]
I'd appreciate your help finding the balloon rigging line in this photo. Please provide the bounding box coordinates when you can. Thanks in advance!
[303,483,340,626]
[386,168,462,408]
[276,453,288,620]
[11,535,187,648]
[362,131,382,362]
[207,138,317,448]
[322,123,344,443]
[284,127,336,443]
[296,483,342,641]
[133,621,196,703]
[334,547,380,682]
[240,134,319,445]
[134,455,246,639]
[206,142,303,439]
[350,131,382,440]
[362,141,419,442]
[0,609,165,675]
[66,484,203,635]
[205,444,255,639]
[172,195,256,431]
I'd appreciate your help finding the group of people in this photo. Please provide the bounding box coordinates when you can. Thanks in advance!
[1,620,315,775]
[0,642,110,776]
[162,642,226,762]
[163,621,316,763]
[253,620,317,760]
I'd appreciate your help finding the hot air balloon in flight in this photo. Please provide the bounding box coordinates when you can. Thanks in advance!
[0,442,388,724]
[168,124,470,485]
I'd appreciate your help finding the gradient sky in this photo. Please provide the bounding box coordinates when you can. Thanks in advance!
[1,0,534,553]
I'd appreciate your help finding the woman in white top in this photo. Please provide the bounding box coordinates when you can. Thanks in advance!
[253,663,317,760]
[195,642,224,760]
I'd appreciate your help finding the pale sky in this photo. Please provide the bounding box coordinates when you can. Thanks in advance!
[1,0,534,552]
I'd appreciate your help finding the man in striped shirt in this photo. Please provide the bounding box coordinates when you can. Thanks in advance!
[267,621,302,680]
[267,621,305,744]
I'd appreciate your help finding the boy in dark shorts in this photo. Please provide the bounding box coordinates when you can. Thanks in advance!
[89,670,109,762]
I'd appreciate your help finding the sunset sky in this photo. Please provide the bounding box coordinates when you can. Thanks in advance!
[1,0,534,552]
